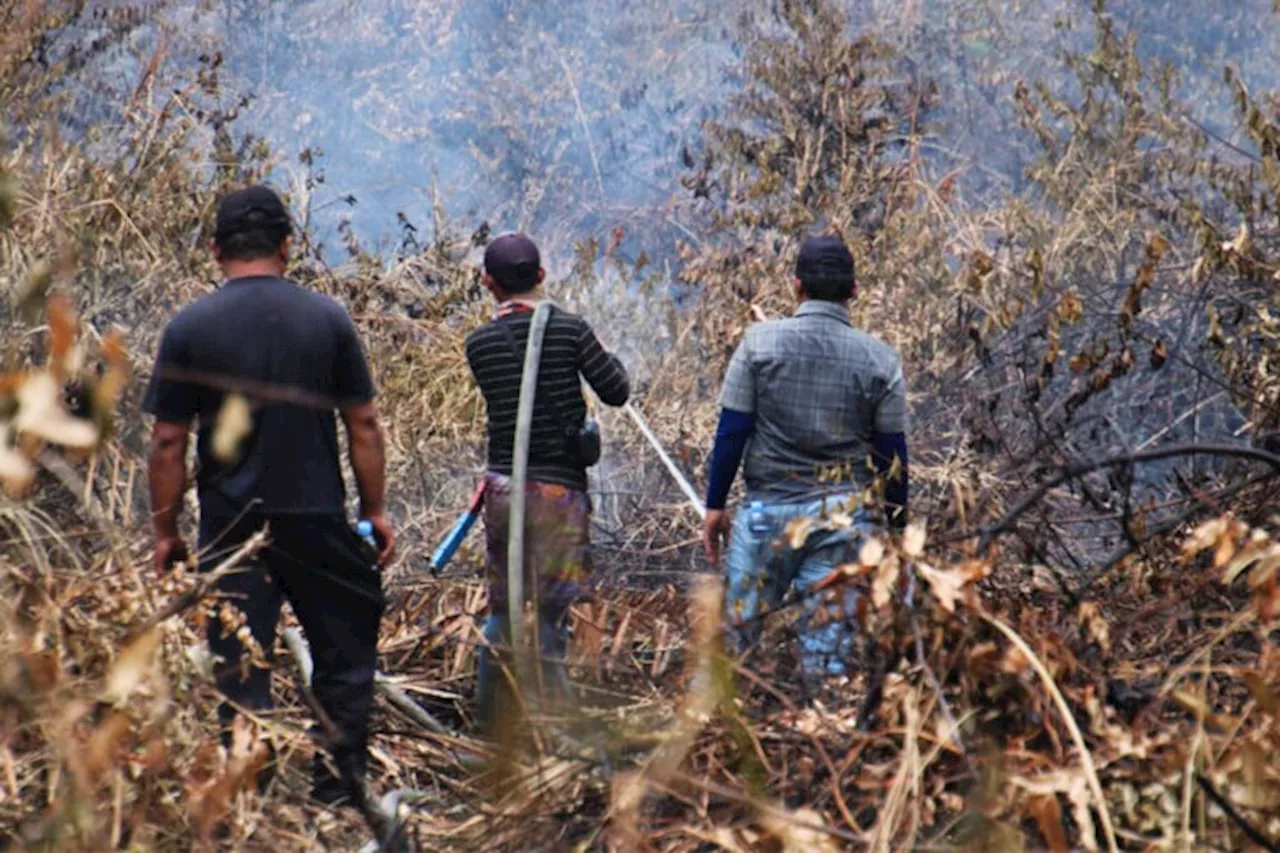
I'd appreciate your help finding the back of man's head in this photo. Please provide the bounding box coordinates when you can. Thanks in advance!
[484,233,542,294]
[214,185,293,262]
[795,234,855,302]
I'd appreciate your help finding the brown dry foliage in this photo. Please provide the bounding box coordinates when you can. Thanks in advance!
[2,1,1280,850]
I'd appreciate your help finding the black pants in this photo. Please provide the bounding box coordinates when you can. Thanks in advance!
[199,511,385,796]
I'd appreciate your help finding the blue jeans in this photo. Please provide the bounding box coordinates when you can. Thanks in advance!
[475,610,570,730]
[724,495,871,677]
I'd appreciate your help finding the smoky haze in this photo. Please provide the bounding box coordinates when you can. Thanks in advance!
[132,0,1279,409]
[159,1,1280,256]
[173,0,738,261]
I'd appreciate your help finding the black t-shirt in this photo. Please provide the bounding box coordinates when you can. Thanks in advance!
[143,276,375,516]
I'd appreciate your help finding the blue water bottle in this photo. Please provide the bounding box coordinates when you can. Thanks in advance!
[746,500,770,536]
[356,520,378,562]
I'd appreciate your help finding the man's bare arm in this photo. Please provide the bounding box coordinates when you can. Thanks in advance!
[149,419,190,571]
[341,400,394,563]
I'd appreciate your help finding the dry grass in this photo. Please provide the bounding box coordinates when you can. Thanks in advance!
[3,1,1280,850]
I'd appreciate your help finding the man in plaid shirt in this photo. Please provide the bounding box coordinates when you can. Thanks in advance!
[703,234,909,683]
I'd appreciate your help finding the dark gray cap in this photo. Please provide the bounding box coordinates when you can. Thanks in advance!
[214,185,292,243]
[484,232,541,283]
[796,234,854,280]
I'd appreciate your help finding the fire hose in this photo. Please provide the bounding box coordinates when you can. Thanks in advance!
[426,363,706,581]
[622,401,707,520]
[506,301,552,657]
[424,401,705,577]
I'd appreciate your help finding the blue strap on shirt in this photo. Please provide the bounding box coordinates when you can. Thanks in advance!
[871,431,909,529]
[706,408,755,510]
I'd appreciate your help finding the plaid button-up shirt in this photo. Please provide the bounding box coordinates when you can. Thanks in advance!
[719,300,907,502]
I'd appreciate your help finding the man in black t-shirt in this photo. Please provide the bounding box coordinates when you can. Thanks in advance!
[144,185,393,806]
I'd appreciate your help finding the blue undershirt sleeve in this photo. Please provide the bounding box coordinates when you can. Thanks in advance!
[705,408,755,511]
[870,431,909,530]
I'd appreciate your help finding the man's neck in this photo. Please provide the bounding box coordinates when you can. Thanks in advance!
[496,289,540,305]
[494,291,542,316]
[797,297,849,310]
[221,260,285,281]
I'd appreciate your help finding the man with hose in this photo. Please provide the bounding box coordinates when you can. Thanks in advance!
[465,233,630,729]
[703,234,909,688]
[145,185,393,806]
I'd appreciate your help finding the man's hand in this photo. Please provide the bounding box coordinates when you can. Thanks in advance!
[703,509,732,569]
[342,401,391,563]
[154,536,189,573]
[364,513,395,566]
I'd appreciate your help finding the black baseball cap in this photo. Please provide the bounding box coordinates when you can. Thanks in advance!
[214,185,293,243]
[484,232,541,290]
[796,234,854,280]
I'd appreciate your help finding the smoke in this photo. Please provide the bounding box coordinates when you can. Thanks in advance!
[53,0,1280,254]
[45,0,1280,383]
[176,0,738,262]
[178,0,1280,386]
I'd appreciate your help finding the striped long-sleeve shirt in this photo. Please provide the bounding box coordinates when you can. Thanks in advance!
[465,305,629,491]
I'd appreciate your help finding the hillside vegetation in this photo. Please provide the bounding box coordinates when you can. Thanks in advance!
[2,1,1280,850]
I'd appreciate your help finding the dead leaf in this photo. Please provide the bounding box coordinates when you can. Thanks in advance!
[1030,564,1059,593]
[759,805,841,853]
[967,641,1000,672]
[1000,645,1030,676]
[872,553,900,609]
[46,295,77,376]
[191,719,269,840]
[20,650,61,695]
[1149,338,1168,370]
[918,559,990,613]
[76,709,132,789]
[685,826,759,853]
[786,516,817,551]
[571,604,606,662]
[1213,531,1237,570]
[917,562,967,613]
[1231,743,1280,810]
[859,537,885,567]
[1170,689,1231,729]
[1027,794,1068,853]
[1221,539,1278,585]
[1242,671,1280,717]
[103,628,162,705]
[13,371,98,449]
[1191,255,1208,284]
[810,564,854,592]
[1183,516,1230,559]
[1011,772,1097,853]
[1058,290,1083,325]
[1077,602,1111,654]
[212,394,252,463]
[1254,571,1280,621]
[0,425,35,496]
[91,329,131,420]
[1222,220,1252,257]
[936,172,956,201]
[1207,305,1225,347]
[140,737,169,776]
[901,521,926,558]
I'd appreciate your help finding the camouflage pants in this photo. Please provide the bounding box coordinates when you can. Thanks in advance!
[481,472,592,612]
[476,472,591,727]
